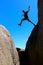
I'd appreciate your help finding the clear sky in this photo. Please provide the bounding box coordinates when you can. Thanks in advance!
[0,0,38,49]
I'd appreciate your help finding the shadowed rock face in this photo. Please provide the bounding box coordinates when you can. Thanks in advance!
[26,22,39,50]
[25,23,39,65]
[25,0,43,65]
[36,0,43,64]
[17,48,29,65]
[0,25,20,65]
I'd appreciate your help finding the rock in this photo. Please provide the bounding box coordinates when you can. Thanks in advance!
[16,48,21,52]
[25,23,39,65]
[0,25,20,65]
[25,0,43,65]
[17,48,29,65]
[26,22,39,50]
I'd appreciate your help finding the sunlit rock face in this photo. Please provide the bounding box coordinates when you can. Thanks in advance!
[25,0,43,65]
[0,25,20,65]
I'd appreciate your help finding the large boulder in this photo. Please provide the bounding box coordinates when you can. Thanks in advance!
[0,25,20,65]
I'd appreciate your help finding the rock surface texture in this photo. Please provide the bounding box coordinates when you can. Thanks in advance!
[0,25,20,65]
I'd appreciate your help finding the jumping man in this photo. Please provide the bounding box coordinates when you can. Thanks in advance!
[18,6,36,26]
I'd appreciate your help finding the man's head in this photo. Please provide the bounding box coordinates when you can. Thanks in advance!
[22,10,25,12]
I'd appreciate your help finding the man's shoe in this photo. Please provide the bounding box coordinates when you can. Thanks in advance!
[18,24,21,26]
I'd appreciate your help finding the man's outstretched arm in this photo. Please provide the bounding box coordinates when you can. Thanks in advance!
[27,6,30,13]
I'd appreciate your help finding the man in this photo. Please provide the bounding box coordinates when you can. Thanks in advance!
[18,6,36,26]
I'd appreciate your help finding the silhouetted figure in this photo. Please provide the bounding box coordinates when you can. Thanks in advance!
[18,6,36,26]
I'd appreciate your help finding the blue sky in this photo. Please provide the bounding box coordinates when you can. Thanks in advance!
[0,0,38,49]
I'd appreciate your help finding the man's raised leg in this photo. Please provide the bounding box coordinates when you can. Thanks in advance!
[18,18,25,26]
